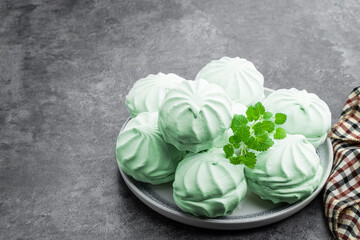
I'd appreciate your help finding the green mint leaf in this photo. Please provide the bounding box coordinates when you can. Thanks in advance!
[262,120,275,133]
[256,136,274,151]
[229,153,257,169]
[253,122,265,136]
[225,104,287,168]
[246,135,274,151]
[223,144,234,158]
[256,132,269,143]
[229,156,241,165]
[229,136,240,149]
[245,106,254,122]
[254,102,265,115]
[238,114,248,125]
[231,114,248,131]
[234,125,250,142]
[241,152,257,169]
[263,112,273,120]
[275,113,287,124]
[232,132,241,143]
[244,136,260,151]
[246,106,259,121]
[274,127,287,139]
[231,133,241,148]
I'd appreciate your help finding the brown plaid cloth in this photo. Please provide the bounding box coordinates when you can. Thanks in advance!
[325,86,360,240]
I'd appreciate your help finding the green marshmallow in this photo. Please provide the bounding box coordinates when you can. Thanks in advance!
[245,134,323,204]
[262,88,331,148]
[158,79,233,153]
[195,56,264,106]
[126,73,185,118]
[116,112,185,185]
[173,149,247,218]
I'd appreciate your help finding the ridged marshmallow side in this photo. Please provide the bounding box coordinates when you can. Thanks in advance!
[245,134,323,204]
[158,79,232,152]
[195,57,264,106]
[116,112,185,185]
[173,149,247,218]
[126,73,185,117]
[262,88,331,148]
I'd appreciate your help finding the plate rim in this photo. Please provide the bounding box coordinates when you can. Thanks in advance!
[116,87,334,230]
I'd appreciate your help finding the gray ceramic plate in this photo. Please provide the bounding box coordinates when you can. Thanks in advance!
[117,88,333,230]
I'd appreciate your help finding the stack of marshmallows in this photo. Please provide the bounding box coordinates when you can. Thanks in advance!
[116,57,331,218]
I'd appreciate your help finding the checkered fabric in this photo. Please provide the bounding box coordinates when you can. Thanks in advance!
[325,86,360,240]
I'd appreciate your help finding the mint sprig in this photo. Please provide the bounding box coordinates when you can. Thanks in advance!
[223,102,287,169]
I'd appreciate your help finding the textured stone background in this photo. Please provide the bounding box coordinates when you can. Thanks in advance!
[1,0,359,239]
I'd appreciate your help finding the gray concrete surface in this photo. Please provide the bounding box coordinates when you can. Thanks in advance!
[1,0,359,239]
